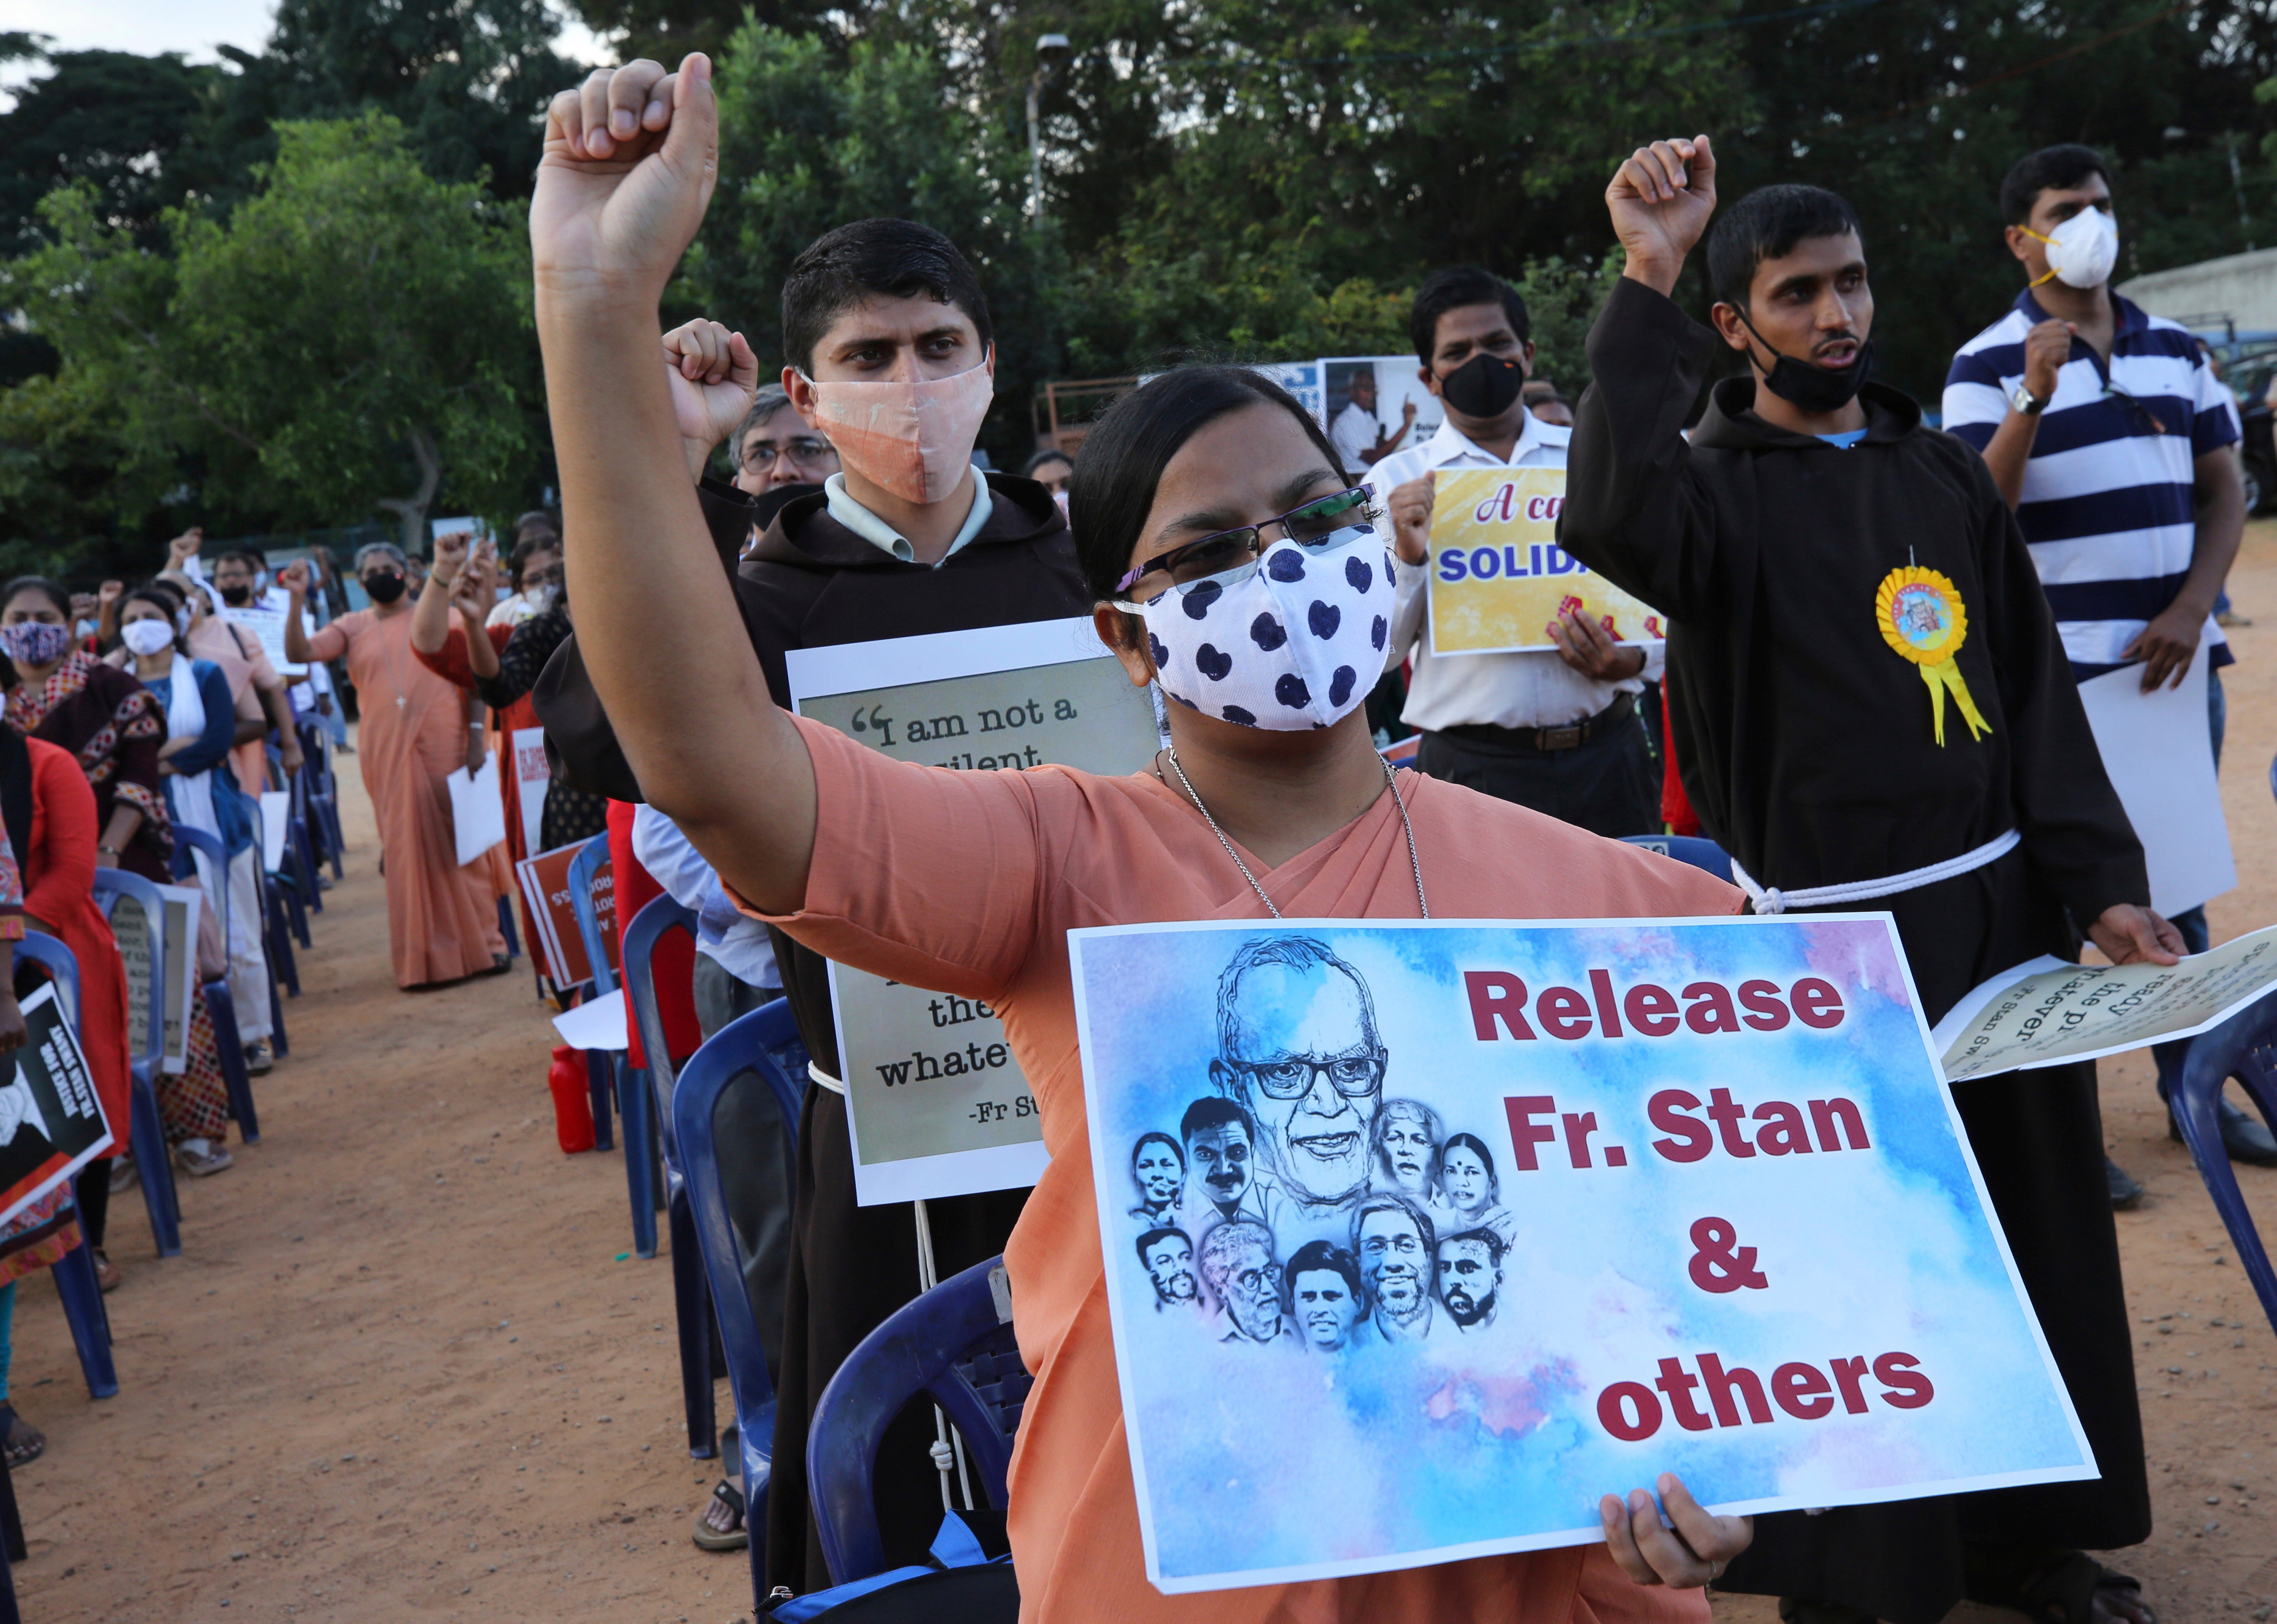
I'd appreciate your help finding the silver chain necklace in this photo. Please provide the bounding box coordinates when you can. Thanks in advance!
[1164,747,1428,919]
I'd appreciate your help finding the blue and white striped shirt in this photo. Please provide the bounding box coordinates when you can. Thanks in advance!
[1942,289,2239,681]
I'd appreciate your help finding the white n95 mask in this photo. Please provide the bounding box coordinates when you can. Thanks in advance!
[1137,526,1395,730]
[800,353,994,505]
[2028,207,2118,291]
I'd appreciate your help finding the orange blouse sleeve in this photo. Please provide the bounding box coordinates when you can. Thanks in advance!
[23,737,97,928]
[742,714,1052,1002]
[303,615,351,664]
[412,625,478,688]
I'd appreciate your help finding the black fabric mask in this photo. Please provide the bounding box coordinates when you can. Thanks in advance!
[219,584,253,606]
[363,572,407,605]
[1438,351,1526,419]
[1735,310,1874,415]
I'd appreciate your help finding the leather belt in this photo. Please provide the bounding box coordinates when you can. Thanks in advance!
[1438,691,1638,754]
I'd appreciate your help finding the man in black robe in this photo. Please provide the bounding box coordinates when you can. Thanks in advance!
[1559,134,2175,1624]
[536,218,1089,1594]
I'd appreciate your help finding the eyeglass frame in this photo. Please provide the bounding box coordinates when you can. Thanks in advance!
[1110,486,1378,605]
[740,431,839,473]
[1221,1050,1388,1101]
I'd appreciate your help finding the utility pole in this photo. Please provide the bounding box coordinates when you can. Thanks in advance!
[1028,33,1070,225]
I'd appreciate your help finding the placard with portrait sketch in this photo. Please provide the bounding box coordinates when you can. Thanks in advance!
[1069,916,2092,1592]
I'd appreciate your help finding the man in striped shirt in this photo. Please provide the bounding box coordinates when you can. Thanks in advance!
[1944,142,2269,1185]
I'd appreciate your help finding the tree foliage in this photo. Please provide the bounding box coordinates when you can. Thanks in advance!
[0,113,535,562]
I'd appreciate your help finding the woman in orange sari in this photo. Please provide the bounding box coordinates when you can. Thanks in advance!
[279,545,508,989]
[537,65,1752,1617]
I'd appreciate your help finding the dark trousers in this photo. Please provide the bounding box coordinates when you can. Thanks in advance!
[1415,711,1658,838]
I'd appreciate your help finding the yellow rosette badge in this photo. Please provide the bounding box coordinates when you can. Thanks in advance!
[1875,566,1992,747]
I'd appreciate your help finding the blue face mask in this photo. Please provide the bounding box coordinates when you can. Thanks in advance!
[0,622,71,667]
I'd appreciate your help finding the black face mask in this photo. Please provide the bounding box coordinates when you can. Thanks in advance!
[1437,351,1526,420]
[363,572,407,605]
[1735,310,1874,415]
[218,584,253,606]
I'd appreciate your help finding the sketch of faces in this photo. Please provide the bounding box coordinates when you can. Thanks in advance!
[1436,1230,1503,1332]
[1138,1227,1197,1308]
[1352,1194,1434,1338]
[1211,939,1386,1211]
[1199,1220,1285,1344]
[1131,1132,1185,1216]
[1437,1132,1500,1220]
[1181,1100,1255,1220]
[1373,1099,1441,1199]
[1284,1240,1367,1353]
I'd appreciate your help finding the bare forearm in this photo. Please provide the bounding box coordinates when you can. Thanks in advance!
[464,615,501,680]
[98,806,142,857]
[2182,461,2246,619]
[283,595,312,663]
[538,290,815,910]
[1978,412,2039,508]
[409,575,456,653]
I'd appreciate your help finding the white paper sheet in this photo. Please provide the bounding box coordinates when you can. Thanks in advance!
[219,602,308,677]
[550,987,625,1052]
[1931,924,2277,1082]
[2076,648,2236,918]
[446,759,507,868]
[258,791,289,873]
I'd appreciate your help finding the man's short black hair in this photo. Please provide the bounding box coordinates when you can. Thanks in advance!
[2000,144,2112,228]
[1410,267,1529,368]
[1180,1097,1253,1143]
[212,548,263,573]
[1705,184,1864,311]
[781,218,993,376]
[1136,1226,1190,1267]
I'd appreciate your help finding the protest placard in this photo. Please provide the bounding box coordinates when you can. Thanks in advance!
[219,601,308,677]
[788,618,1159,1204]
[0,984,114,1231]
[1423,468,1665,657]
[1070,915,2092,1592]
[156,883,201,1074]
[514,842,613,989]
[1931,924,2277,1083]
[511,727,550,859]
[1321,356,1441,469]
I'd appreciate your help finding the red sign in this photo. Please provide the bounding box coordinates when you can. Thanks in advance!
[515,842,616,988]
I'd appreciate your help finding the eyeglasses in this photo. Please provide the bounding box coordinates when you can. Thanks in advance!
[1225,1052,1386,1100]
[2100,381,2170,437]
[744,435,837,472]
[1111,487,1377,605]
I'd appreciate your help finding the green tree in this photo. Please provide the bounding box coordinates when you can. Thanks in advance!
[0,41,217,258]
[0,113,535,560]
[192,0,578,205]
[682,22,1060,464]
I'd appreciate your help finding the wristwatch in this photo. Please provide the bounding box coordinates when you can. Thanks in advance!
[2009,381,2049,415]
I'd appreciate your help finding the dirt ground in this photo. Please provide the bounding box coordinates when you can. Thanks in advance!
[5,536,2277,1624]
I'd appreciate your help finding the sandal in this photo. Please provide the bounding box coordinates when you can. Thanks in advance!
[93,1250,121,1294]
[691,1480,747,1552]
[0,1405,44,1468]
[1965,1544,2155,1624]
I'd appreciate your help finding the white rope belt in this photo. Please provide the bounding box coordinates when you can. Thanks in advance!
[809,1061,847,1096]
[1732,829,2021,916]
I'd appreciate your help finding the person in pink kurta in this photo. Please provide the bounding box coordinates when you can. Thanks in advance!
[280,546,506,989]
[536,66,1753,1620]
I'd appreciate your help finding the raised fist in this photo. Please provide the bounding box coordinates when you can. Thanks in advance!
[166,526,204,566]
[532,56,719,309]
[662,317,759,458]
[277,561,312,597]
[432,529,472,584]
[1607,136,1717,294]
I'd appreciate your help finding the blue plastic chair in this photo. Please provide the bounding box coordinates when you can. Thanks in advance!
[169,826,262,1144]
[809,1256,1031,1586]
[298,724,345,883]
[13,932,119,1402]
[89,869,182,1258]
[622,894,714,1456]
[496,896,520,961]
[2169,989,2277,1339]
[1618,832,1735,882]
[568,832,655,1232]
[674,998,808,1613]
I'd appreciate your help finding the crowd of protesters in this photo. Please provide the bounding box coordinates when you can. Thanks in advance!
[7,59,2254,1624]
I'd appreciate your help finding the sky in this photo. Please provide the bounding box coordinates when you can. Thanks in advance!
[0,0,611,98]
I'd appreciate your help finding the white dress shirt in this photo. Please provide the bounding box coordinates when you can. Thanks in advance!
[630,804,782,990]
[823,469,995,565]
[1364,413,1662,733]
[1329,400,1381,472]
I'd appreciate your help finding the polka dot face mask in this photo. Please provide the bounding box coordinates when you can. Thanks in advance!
[1120,489,1393,730]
